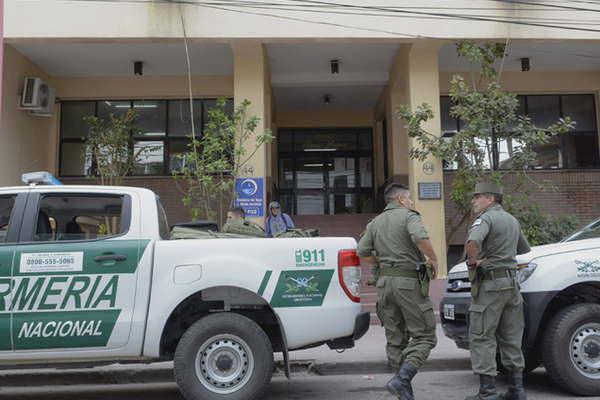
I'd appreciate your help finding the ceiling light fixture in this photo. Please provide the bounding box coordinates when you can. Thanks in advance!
[330,59,340,74]
[134,61,144,76]
[520,57,530,72]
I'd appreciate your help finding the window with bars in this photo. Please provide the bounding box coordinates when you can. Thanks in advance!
[440,94,600,170]
[59,98,233,177]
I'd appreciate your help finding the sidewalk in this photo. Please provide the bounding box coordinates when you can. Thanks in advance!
[279,324,471,374]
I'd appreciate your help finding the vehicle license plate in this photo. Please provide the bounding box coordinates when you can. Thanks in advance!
[443,304,455,320]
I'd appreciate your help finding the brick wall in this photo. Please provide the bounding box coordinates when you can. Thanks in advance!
[444,170,600,245]
[63,169,600,244]
[61,177,194,226]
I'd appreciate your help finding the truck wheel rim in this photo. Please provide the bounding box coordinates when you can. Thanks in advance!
[570,323,600,379]
[195,334,255,394]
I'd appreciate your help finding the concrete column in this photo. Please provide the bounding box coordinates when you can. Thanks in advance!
[389,42,448,276]
[232,40,270,227]
[387,45,410,184]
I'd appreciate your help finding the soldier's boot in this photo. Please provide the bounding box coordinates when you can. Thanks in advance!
[386,362,417,399]
[465,375,498,400]
[498,371,527,400]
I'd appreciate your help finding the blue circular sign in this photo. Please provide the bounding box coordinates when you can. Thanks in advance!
[240,179,258,196]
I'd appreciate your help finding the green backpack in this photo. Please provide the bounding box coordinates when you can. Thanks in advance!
[275,228,320,238]
[221,220,267,238]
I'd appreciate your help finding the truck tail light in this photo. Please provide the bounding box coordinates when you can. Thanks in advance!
[338,249,361,303]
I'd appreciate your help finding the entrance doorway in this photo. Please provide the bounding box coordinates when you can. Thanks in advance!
[277,128,374,215]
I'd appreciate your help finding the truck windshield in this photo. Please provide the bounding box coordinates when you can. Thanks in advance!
[562,218,600,242]
[156,197,170,240]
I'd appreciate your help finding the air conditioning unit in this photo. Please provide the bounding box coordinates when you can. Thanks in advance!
[19,77,55,117]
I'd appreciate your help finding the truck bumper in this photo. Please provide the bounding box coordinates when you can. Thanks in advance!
[326,311,370,350]
[440,296,471,350]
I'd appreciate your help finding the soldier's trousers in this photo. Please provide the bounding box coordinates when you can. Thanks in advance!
[376,276,437,369]
[469,276,525,376]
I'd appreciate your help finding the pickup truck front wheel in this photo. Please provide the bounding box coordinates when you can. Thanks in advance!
[174,313,274,400]
[543,303,600,396]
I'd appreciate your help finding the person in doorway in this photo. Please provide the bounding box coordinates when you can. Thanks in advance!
[265,201,294,237]
[358,183,439,400]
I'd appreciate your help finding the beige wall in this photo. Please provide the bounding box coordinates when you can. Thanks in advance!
[275,109,373,128]
[6,1,600,40]
[232,41,270,226]
[0,45,56,186]
[54,75,233,100]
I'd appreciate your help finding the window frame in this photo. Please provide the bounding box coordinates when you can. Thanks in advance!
[440,93,600,171]
[277,128,375,215]
[18,192,132,244]
[58,98,233,177]
[0,193,28,246]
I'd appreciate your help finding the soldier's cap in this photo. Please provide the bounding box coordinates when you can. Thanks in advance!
[471,182,503,197]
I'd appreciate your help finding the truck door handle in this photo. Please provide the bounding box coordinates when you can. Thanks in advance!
[94,254,127,262]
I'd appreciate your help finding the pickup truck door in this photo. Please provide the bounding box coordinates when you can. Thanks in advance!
[0,193,27,355]
[10,191,145,353]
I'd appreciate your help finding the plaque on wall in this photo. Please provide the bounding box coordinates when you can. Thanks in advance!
[418,182,442,200]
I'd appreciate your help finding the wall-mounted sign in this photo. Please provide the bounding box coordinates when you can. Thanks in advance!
[418,182,442,200]
[235,177,264,217]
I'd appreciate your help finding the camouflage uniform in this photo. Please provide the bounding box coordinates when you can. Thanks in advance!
[465,182,531,400]
[358,202,437,370]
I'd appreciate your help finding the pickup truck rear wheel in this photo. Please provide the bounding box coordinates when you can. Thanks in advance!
[542,303,600,396]
[174,312,274,400]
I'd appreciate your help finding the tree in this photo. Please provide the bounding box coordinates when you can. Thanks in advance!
[397,41,576,245]
[83,109,152,186]
[173,98,273,226]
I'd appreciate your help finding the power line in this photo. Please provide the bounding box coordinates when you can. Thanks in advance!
[286,0,600,33]
[46,0,600,34]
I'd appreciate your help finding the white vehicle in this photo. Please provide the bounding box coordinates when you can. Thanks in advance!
[441,217,600,396]
[0,175,369,400]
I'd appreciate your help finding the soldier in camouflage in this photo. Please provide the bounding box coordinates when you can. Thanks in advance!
[358,183,439,400]
[465,182,531,400]
[222,207,266,238]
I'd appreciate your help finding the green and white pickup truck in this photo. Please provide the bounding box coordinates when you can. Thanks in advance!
[0,175,369,400]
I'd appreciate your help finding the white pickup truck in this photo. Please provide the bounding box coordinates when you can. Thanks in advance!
[441,217,600,396]
[0,179,369,400]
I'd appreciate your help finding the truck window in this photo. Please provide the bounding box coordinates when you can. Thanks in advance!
[0,195,16,244]
[34,194,126,242]
[563,218,600,242]
[156,197,169,240]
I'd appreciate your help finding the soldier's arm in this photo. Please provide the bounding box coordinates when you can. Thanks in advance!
[407,213,439,277]
[466,216,490,268]
[465,240,480,269]
[417,239,439,279]
[517,229,531,255]
[358,223,375,264]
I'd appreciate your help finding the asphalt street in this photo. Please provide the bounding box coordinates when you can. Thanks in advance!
[0,368,591,400]
[0,326,592,399]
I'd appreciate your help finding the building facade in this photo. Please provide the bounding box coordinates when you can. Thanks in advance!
[4,1,600,275]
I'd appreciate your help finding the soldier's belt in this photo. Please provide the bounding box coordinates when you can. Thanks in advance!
[481,267,515,281]
[379,266,418,279]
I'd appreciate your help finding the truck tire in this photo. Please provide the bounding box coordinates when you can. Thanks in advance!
[174,312,274,400]
[542,303,600,396]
